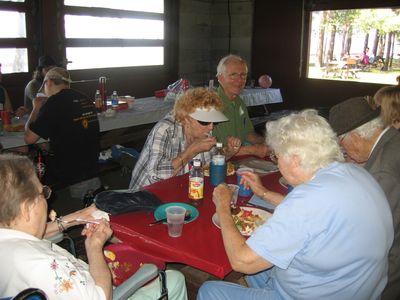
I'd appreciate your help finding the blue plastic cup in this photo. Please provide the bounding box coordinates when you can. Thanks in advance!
[210,161,227,186]
[236,167,253,197]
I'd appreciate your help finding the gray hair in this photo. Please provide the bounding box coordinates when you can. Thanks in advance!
[346,117,384,139]
[266,109,344,173]
[216,54,248,76]
[0,154,40,226]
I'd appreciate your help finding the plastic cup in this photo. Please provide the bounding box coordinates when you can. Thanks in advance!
[166,206,186,237]
[227,184,239,207]
[236,167,254,197]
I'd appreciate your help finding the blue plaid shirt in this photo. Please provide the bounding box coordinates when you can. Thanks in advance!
[129,112,212,191]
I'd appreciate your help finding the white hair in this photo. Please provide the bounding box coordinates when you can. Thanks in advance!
[351,117,384,139]
[216,54,248,76]
[266,109,344,173]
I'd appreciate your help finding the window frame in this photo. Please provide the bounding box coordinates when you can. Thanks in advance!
[61,1,169,70]
[0,0,36,73]
[300,0,400,81]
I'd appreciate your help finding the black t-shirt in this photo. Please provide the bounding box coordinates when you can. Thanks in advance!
[30,88,100,183]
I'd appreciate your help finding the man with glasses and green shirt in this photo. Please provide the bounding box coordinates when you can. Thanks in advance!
[213,55,270,158]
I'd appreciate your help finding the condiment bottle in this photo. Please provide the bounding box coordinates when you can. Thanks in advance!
[94,90,102,113]
[188,159,204,205]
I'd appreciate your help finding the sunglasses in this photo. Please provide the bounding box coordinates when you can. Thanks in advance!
[196,120,219,127]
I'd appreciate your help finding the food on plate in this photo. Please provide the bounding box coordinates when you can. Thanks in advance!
[203,161,235,176]
[232,208,266,235]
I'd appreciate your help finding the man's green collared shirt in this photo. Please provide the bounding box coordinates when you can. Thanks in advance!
[213,86,254,144]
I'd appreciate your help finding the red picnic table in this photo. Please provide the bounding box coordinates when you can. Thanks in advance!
[110,169,287,279]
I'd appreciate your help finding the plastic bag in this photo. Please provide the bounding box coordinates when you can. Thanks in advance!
[94,190,162,215]
[164,78,191,102]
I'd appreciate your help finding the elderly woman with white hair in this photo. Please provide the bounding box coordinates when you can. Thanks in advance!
[129,87,241,191]
[198,109,393,300]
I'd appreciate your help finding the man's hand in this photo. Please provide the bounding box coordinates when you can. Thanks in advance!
[237,143,270,158]
[32,95,48,110]
[224,136,242,159]
[14,106,27,118]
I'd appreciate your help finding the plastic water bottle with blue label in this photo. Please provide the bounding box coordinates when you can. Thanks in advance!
[111,90,119,110]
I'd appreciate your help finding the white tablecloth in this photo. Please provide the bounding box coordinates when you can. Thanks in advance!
[0,97,173,150]
[99,96,173,132]
[240,88,283,106]
[1,89,283,150]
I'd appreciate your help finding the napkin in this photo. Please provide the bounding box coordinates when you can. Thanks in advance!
[248,195,276,211]
[233,158,278,174]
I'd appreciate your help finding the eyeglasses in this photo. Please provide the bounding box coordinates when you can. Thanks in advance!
[41,185,52,200]
[269,152,278,164]
[226,72,247,80]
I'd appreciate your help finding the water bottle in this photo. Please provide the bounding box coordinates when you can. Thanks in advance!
[111,90,119,110]
[99,77,107,111]
[210,142,227,186]
[94,90,102,113]
[188,159,204,205]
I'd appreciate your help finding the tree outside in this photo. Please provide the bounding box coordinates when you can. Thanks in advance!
[307,8,400,85]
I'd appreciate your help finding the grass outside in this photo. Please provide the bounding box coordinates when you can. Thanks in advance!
[308,60,400,85]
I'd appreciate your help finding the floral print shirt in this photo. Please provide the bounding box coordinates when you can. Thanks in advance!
[0,229,105,299]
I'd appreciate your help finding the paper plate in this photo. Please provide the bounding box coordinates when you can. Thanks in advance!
[154,203,199,224]
[212,207,271,236]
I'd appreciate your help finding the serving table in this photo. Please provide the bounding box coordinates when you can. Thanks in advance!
[110,170,287,279]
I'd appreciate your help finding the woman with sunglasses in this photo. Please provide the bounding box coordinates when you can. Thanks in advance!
[129,87,242,191]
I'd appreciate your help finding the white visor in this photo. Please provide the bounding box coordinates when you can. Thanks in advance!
[189,107,228,123]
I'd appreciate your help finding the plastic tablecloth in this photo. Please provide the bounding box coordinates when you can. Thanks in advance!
[110,169,287,278]
[240,88,283,107]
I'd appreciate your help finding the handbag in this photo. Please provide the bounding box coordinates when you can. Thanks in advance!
[94,190,162,215]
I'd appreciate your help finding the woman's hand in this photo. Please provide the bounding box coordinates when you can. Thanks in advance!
[62,205,106,228]
[188,136,217,155]
[240,171,268,197]
[212,184,232,213]
[83,219,113,251]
